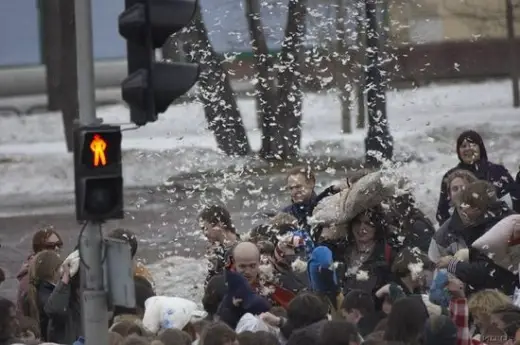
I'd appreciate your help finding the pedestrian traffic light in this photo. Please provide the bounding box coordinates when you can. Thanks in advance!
[118,0,200,126]
[74,125,124,221]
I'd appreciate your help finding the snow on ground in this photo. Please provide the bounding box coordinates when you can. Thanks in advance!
[2,80,520,300]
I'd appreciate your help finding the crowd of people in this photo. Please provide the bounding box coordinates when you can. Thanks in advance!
[2,129,520,345]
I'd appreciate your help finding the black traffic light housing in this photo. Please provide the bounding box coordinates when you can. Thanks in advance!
[119,0,200,126]
[73,125,124,222]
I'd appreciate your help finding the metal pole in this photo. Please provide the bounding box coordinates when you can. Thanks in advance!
[74,0,108,345]
[364,0,393,166]
[506,0,520,108]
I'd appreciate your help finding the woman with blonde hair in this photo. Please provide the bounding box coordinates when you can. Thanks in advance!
[23,249,62,341]
[468,289,512,338]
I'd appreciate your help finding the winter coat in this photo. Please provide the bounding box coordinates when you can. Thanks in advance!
[216,270,271,329]
[387,208,435,254]
[286,319,328,345]
[428,210,468,264]
[21,281,55,341]
[282,186,338,230]
[44,280,82,344]
[436,130,520,225]
[16,255,33,314]
[445,202,518,295]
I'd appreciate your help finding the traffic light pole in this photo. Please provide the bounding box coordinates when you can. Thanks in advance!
[364,0,393,167]
[74,0,109,344]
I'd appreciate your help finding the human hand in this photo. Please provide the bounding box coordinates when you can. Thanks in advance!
[436,256,454,269]
[260,312,281,327]
[376,283,391,298]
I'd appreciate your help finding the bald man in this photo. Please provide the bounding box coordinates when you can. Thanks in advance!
[232,241,261,284]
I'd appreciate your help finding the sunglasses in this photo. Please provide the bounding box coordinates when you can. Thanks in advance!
[43,241,63,250]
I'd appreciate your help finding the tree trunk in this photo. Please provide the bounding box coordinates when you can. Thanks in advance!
[335,0,352,134]
[244,0,279,158]
[59,0,78,152]
[355,1,366,129]
[275,0,307,158]
[186,5,251,156]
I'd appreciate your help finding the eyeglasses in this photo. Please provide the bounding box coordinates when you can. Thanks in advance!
[43,241,63,250]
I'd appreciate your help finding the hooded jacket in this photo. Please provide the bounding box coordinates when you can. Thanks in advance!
[436,130,520,225]
[282,186,338,230]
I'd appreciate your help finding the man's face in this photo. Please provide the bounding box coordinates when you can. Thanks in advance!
[234,253,260,284]
[200,220,225,244]
[287,174,315,204]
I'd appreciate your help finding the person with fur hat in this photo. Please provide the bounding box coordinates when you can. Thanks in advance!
[437,181,519,295]
[436,130,520,225]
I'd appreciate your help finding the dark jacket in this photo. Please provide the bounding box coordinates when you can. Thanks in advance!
[436,130,520,225]
[22,281,55,341]
[338,240,395,304]
[282,186,338,230]
[216,270,271,329]
[389,209,435,254]
[446,203,517,295]
[44,280,82,344]
[357,311,386,337]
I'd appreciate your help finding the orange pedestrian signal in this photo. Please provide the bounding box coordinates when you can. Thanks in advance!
[90,134,107,167]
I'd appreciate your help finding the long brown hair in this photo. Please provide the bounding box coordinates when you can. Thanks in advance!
[25,250,62,324]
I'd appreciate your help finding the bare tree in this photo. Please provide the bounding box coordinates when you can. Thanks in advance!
[245,0,307,160]
[334,0,352,133]
[183,5,251,156]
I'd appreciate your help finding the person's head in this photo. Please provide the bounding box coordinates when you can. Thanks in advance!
[32,226,63,254]
[158,328,192,345]
[199,205,236,244]
[490,304,520,344]
[108,330,124,345]
[423,315,457,345]
[199,322,238,345]
[110,320,138,337]
[318,320,362,345]
[454,180,498,225]
[445,169,478,203]
[26,250,63,324]
[391,249,433,288]
[270,212,298,228]
[121,334,150,345]
[286,166,316,204]
[285,292,329,335]
[468,289,512,331]
[107,228,138,259]
[16,316,40,341]
[232,242,260,284]
[0,298,18,339]
[348,207,385,245]
[384,297,429,344]
[456,130,487,165]
[341,289,375,324]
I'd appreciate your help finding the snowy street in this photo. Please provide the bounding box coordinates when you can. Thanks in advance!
[1,79,520,300]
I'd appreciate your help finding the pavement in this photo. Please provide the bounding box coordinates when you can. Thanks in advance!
[0,170,341,300]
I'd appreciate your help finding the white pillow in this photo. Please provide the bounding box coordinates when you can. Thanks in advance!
[142,296,199,334]
[472,214,520,271]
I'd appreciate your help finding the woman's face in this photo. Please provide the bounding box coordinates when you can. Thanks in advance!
[352,214,376,243]
[44,233,63,253]
[449,177,467,201]
[459,139,481,164]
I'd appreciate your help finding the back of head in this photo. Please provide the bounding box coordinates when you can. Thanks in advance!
[423,315,457,345]
[342,289,375,316]
[199,322,237,345]
[384,297,429,344]
[391,249,433,279]
[121,334,149,345]
[318,320,361,345]
[107,228,138,258]
[287,292,329,330]
[158,328,192,345]
[108,331,124,345]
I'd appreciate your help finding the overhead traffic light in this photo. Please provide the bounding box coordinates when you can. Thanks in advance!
[118,0,200,126]
[73,125,124,222]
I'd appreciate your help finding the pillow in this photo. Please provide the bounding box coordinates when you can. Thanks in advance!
[472,214,520,271]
